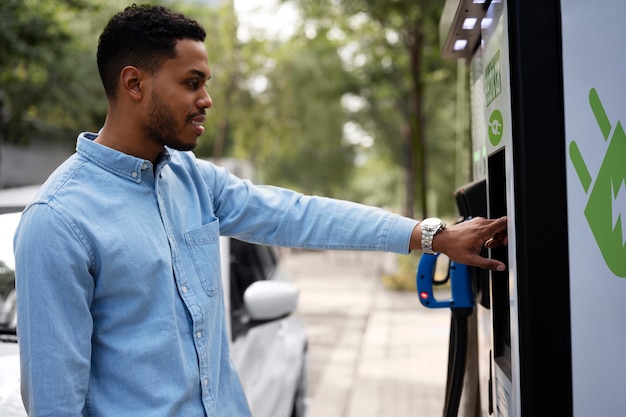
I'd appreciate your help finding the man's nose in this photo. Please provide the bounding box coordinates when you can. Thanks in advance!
[198,90,212,109]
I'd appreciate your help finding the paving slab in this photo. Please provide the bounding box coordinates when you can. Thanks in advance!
[281,250,451,417]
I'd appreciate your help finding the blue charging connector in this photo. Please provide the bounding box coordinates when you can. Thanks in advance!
[416,252,475,417]
[416,253,474,309]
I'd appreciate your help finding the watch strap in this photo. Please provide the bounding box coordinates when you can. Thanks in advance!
[421,218,445,255]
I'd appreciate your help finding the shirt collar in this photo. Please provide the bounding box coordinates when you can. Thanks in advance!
[76,132,172,183]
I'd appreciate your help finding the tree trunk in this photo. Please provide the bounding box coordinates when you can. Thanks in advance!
[406,16,427,219]
[403,124,415,218]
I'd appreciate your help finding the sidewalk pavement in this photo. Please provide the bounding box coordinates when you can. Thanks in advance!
[281,250,452,417]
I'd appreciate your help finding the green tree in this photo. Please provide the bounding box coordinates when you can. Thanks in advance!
[181,1,357,197]
[243,31,358,196]
[285,0,462,217]
[0,0,108,145]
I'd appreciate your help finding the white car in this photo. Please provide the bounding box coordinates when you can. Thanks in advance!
[0,186,308,417]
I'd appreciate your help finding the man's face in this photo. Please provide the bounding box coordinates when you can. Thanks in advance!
[143,39,212,152]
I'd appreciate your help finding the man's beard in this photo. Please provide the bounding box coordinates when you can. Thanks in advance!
[146,91,197,152]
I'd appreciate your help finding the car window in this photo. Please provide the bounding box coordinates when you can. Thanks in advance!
[254,244,277,281]
[229,239,278,338]
[230,240,277,307]
[0,212,21,338]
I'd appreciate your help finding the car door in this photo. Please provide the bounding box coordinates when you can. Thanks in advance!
[0,211,26,417]
[228,239,307,417]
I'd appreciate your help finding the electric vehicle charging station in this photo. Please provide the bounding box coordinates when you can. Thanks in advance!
[416,1,626,416]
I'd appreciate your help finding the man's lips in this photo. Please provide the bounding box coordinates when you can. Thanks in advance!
[189,114,206,135]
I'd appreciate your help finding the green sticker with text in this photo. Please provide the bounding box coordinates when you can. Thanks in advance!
[485,50,502,106]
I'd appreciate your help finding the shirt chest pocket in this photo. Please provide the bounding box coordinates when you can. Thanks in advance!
[185,219,221,297]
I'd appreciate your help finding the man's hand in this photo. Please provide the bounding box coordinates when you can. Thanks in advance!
[410,216,508,271]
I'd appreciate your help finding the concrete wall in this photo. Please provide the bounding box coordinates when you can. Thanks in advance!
[0,137,75,189]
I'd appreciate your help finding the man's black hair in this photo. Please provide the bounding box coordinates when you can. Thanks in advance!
[97,4,207,99]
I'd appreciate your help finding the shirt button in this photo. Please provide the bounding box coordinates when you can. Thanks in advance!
[203,378,209,386]
[141,163,148,170]
[181,286,188,293]
[196,331,202,339]
[131,171,138,177]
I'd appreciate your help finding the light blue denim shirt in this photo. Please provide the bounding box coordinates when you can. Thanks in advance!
[14,132,418,417]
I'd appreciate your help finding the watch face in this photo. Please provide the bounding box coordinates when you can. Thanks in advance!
[422,217,442,229]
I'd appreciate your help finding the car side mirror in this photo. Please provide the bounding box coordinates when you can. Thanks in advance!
[243,281,299,321]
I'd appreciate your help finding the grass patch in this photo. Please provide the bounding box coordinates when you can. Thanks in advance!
[382,252,451,292]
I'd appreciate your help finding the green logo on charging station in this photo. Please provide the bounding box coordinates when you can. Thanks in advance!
[570,88,626,277]
[488,109,504,146]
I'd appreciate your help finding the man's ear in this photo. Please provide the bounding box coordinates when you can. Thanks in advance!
[120,66,144,100]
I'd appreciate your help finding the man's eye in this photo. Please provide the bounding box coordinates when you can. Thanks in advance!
[188,80,199,89]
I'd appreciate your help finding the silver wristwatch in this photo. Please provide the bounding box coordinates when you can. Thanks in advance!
[421,217,446,255]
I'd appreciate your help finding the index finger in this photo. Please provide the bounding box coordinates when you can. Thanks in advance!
[484,216,508,236]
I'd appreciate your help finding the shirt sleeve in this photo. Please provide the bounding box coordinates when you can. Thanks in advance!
[203,162,418,254]
[14,202,94,416]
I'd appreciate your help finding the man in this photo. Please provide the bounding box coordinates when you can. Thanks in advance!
[14,5,507,417]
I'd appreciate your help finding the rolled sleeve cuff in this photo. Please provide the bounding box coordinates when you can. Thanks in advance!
[386,215,419,254]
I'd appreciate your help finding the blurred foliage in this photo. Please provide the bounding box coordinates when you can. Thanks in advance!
[241,31,358,197]
[0,0,469,216]
[0,0,112,144]
[382,251,451,292]
[383,252,420,291]
[285,0,468,217]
